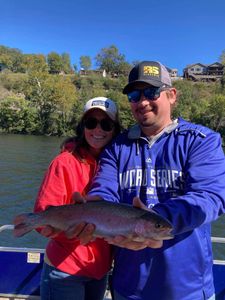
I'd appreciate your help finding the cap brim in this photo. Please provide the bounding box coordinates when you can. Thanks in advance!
[123,80,163,94]
[83,107,116,121]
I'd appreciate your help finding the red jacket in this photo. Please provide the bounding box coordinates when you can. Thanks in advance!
[34,148,112,279]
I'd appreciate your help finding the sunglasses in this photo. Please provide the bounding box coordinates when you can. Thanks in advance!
[127,87,169,103]
[84,117,114,132]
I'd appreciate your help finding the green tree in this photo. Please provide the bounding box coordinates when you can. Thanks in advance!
[0,52,12,69]
[116,61,132,76]
[0,96,39,133]
[107,89,134,128]
[95,45,128,75]
[219,50,225,65]
[219,49,225,89]
[24,72,77,135]
[80,56,91,70]
[205,94,225,132]
[47,52,63,74]
[22,54,49,73]
[0,45,24,72]
[61,53,73,74]
[0,72,28,95]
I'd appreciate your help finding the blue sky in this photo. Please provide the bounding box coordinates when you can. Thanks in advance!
[1,0,225,75]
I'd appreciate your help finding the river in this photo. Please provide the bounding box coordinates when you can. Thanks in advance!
[0,134,224,259]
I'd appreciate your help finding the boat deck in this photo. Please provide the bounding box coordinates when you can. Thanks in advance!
[0,236,224,300]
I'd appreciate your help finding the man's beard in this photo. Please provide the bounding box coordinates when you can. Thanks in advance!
[140,118,155,127]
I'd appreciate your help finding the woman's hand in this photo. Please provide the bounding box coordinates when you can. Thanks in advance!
[40,225,61,238]
[64,192,100,244]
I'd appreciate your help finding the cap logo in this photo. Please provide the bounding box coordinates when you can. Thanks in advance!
[91,100,109,108]
[143,65,160,77]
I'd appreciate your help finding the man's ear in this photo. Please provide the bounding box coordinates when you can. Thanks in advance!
[168,88,177,105]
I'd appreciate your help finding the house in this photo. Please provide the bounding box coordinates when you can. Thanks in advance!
[183,62,224,81]
[79,69,106,77]
[207,62,224,76]
[166,67,182,82]
[170,68,178,78]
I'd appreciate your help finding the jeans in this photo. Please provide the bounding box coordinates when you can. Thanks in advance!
[40,262,108,300]
[113,290,216,300]
[113,290,126,300]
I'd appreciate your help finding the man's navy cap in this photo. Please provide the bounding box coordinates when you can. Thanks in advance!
[123,61,172,94]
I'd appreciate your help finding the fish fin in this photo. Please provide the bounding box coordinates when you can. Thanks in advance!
[65,223,95,242]
[13,213,35,237]
[65,227,77,239]
[65,222,84,239]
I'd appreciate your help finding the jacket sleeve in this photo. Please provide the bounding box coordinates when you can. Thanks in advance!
[88,144,121,203]
[34,157,74,211]
[33,154,80,243]
[153,131,225,235]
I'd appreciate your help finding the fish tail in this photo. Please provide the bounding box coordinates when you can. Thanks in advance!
[13,213,38,237]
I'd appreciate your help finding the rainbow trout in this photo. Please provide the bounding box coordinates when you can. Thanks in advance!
[13,201,174,241]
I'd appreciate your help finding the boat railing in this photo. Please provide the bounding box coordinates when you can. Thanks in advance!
[211,237,225,244]
[211,236,225,299]
[211,236,225,265]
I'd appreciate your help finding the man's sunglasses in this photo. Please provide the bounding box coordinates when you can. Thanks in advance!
[84,117,114,132]
[127,87,169,103]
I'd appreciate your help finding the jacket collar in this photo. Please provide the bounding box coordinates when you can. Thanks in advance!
[128,119,179,140]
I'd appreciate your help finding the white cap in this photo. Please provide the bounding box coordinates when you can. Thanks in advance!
[83,97,118,121]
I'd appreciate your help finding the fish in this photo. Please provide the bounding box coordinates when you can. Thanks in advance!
[13,201,174,241]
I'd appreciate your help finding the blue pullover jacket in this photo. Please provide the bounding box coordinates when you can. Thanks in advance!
[88,118,225,300]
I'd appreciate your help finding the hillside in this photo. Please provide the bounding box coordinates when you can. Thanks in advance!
[0,71,225,144]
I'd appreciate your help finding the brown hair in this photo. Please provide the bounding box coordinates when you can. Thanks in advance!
[60,112,122,159]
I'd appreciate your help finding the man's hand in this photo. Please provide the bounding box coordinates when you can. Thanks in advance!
[72,192,87,204]
[105,235,162,250]
[72,192,101,204]
[104,197,163,250]
[133,196,155,212]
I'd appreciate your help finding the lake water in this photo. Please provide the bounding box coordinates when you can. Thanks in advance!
[0,134,64,249]
[0,134,224,259]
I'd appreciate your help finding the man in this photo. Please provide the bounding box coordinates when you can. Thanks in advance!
[76,61,225,300]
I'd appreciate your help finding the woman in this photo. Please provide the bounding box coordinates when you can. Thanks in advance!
[34,97,121,300]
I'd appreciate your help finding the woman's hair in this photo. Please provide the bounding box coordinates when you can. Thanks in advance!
[60,112,122,159]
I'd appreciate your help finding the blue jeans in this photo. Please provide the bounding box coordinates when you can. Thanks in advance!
[40,262,108,300]
[113,290,216,300]
[113,290,126,300]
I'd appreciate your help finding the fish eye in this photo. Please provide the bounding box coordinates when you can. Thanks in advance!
[155,222,164,229]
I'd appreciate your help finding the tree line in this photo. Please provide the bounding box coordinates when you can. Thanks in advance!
[0,45,225,144]
[0,45,132,75]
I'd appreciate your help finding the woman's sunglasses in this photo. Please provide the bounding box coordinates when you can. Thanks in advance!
[84,117,114,132]
[127,86,169,103]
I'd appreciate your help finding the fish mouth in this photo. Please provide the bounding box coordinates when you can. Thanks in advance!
[153,234,174,241]
[162,232,174,240]
[156,228,174,240]
[164,228,174,239]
